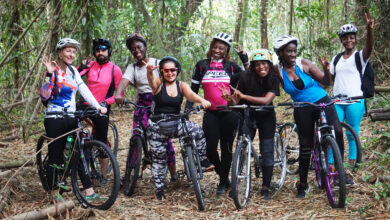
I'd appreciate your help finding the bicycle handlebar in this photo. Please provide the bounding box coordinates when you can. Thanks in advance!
[150,105,203,121]
[278,96,364,108]
[122,99,151,110]
[46,108,103,118]
[215,104,274,111]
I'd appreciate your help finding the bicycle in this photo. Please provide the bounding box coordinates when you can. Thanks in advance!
[217,104,286,209]
[150,106,206,211]
[278,96,363,208]
[36,108,121,210]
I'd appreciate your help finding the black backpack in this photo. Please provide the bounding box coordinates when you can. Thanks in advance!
[333,52,375,98]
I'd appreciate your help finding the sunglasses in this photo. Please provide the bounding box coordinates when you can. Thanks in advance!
[95,45,108,52]
[162,68,178,74]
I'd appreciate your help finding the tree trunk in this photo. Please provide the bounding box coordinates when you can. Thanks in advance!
[3,201,75,220]
[289,0,294,35]
[260,0,268,48]
[238,0,249,46]
[234,0,243,43]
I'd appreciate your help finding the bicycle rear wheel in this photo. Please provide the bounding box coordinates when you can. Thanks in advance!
[231,140,251,209]
[321,136,346,208]
[36,135,50,191]
[340,122,362,171]
[279,123,299,175]
[123,137,142,196]
[271,133,287,193]
[185,145,205,211]
[71,140,120,210]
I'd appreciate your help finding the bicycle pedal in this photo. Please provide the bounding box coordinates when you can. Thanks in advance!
[58,183,71,192]
[177,170,185,179]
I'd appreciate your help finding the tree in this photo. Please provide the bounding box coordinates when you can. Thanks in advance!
[260,0,268,48]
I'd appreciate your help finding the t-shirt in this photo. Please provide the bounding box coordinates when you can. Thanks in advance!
[330,50,368,103]
[122,58,160,94]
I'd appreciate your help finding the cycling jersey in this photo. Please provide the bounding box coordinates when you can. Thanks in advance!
[79,60,123,105]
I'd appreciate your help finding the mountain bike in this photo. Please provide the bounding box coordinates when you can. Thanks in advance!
[278,96,363,208]
[36,108,120,210]
[150,106,206,211]
[217,104,286,209]
[278,122,299,175]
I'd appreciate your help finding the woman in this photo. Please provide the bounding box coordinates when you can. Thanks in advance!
[114,33,178,181]
[145,56,213,200]
[221,49,280,200]
[42,38,107,201]
[186,32,247,195]
[329,13,374,184]
[273,35,344,198]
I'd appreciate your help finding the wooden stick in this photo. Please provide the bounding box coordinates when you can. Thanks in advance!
[367,107,390,114]
[3,200,75,220]
[0,170,12,179]
[369,112,390,121]
[0,178,16,213]
[375,86,390,93]
[0,160,35,169]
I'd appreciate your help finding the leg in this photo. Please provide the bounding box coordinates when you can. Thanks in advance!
[91,113,110,178]
[203,111,221,174]
[344,100,365,160]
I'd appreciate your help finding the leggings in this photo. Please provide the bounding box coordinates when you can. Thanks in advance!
[133,93,175,165]
[294,96,344,184]
[203,110,239,184]
[44,117,92,190]
[147,119,207,190]
[90,106,110,145]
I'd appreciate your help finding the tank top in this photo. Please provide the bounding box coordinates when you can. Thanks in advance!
[153,80,183,114]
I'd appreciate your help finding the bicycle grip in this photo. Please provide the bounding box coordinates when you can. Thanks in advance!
[350,96,365,100]
[215,105,229,109]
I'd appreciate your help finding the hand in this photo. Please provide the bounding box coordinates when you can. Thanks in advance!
[229,85,244,100]
[142,60,159,73]
[99,106,107,114]
[233,44,249,65]
[217,84,232,101]
[365,12,374,30]
[200,99,212,109]
[79,55,93,71]
[42,55,57,74]
[115,95,124,105]
[319,52,330,72]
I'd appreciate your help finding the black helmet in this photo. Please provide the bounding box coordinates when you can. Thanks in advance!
[126,33,147,51]
[159,56,181,76]
[93,38,112,56]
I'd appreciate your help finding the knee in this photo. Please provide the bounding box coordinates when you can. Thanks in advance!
[299,138,312,160]
[261,138,274,166]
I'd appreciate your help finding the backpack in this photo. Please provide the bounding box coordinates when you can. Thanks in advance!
[333,51,375,98]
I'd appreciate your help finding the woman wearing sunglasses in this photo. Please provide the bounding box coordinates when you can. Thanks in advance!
[145,56,213,200]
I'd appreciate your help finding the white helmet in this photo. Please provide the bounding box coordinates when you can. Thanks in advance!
[56,38,80,51]
[338,24,357,37]
[273,35,299,53]
[213,32,233,47]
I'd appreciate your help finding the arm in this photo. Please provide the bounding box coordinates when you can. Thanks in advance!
[362,12,375,62]
[302,58,331,88]
[181,82,211,109]
[106,65,123,105]
[185,62,202,110]
[233,45,249,70]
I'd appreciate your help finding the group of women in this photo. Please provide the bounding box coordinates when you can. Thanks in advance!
[41,12,374,203]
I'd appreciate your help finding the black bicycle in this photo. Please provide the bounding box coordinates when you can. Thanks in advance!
[36,108,120,210]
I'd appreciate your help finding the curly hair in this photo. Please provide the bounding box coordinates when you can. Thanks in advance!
[242,61,279,93]
[206,39,231,61]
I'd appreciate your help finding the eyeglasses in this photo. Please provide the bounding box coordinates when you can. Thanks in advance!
[162,68,178,73]
[95,45,108,52]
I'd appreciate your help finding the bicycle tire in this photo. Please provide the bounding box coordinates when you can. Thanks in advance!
[231,140,251,209]
[271,133,287,193]
[313,146,324,189]
[71,140,120,210]
[321,136,346,208]
[279,123,299,175]
[340,122,362,170]
[185,145,205,211]
[106,120,119,174]
[123,137,143,196]
[36,135,50,191]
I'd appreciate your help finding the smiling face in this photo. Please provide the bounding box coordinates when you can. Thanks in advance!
[161,61,178,83]
[130,40,146,61]
[58,46,77,65]
[211,40,228,60]
[340,33,356,50]
[280,43,297,66]
[253,60,270,78]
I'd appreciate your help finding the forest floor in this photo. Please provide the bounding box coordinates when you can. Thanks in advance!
[0,109,389,219]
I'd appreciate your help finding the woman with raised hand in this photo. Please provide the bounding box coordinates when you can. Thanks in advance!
[273,35,343,199]
[145,56,214,200]
[186,32,248,195]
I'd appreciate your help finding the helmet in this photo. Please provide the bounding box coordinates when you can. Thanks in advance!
[213,32,233,47]
[250,49,273,64]
[93,38,112,56]
[126,33,147,50]
[338,24,357,37]
[159,56,181,75]
[273,35,298,54]
[56,38,80,51]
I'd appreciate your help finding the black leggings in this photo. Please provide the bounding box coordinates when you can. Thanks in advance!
[90,110,110,145]
[203,110,239,184]
[44,117,92,190]
[294,96,344,184]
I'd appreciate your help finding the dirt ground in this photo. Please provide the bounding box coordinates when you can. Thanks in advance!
[0,109,389,219]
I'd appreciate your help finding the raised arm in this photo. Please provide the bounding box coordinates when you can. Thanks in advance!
[145,61,162,95]
[362,12,375,62]
[302,57,331,88]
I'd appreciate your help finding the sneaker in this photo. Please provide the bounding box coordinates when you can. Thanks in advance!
[84,193,104,201]
[201,159,215,172]
[170,175,178,183]
[261,189,272,201]
[296,182,310,199]
[216,183,226,195]
[156,188,166,200]
[345,176,355,187]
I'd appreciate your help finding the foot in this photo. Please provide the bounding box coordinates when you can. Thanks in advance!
[216,183,226,195]
[261,188,272,200]
[345,175,355,187]
[170,175,178,183]
[201,159,215,172]
[156,188,166,200]
[296,182,310,199]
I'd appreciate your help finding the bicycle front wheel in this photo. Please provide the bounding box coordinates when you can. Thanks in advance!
[71,140,120,210]
[185,145,205,211]
[231,140,251,209]
[279,123,299,175]
[340,122,362,171]
[106,120,119,174]
[271,133,287,193]
[36,135,50,191]
[321,136,346,208]
[123,136,142,196]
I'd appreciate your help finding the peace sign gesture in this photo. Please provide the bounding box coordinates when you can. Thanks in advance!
[365,12,374,30]
[319,52,330,72]
[217,84,232,102]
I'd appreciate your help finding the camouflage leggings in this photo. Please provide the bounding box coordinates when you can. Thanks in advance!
[147,119,207,190]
